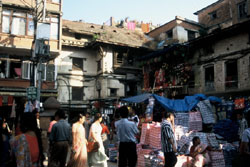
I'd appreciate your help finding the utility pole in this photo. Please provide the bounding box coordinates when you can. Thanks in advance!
[28,0,48,110]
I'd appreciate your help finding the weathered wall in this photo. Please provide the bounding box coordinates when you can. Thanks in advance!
[197,0,232,28]
[191,31,250,94]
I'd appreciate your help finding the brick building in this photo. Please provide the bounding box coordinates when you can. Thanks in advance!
[147,16,202,47]
[189,0,250,97]
[194,0,250,33]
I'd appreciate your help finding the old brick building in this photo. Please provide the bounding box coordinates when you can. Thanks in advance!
[195,0,250,33]
[147,16,202,47]
[189,0,250,97]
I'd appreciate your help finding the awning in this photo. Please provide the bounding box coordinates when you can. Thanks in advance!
[121,93,221,112]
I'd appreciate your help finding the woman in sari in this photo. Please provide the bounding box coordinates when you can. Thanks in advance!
[67,113,88,167]
[10,112,44,167]
[88,113,108,167]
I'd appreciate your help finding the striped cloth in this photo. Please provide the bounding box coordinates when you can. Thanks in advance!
[161,120,177,153]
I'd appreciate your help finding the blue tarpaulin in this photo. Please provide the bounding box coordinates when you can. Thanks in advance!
[122,93,221,112]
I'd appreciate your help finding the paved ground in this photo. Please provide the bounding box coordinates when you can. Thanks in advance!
[43,153,118,167]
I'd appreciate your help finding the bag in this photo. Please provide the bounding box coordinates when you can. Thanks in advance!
[87,141,99,153]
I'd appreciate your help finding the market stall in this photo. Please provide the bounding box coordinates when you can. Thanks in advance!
[121,93,244,167]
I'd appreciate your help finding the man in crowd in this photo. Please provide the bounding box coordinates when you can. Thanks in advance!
[116,106,139,167]
[161,111,177,167]
[48,109,71,167]
[239,111,250,166]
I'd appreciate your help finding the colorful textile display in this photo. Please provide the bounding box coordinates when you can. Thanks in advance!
[149,123,161,149]
[108,144,118,162]
[207,133,220,148]
[175,113,189,127]
[197,100,216,124]
[175,125,189,141]
[222,143,238,167]
[213,119,239,142]
[136,144,153,167]
[209,151,226,167]
[188,111,203,132]
[234,98,245,109]
[140,123,153,145]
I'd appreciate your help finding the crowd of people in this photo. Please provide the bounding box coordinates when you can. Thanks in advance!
[1,104,250,167]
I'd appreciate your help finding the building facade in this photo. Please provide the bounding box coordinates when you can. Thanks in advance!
[57,20,150,120]
[0,0,62,119]
[147,16,202,48]
[194,0,250,33]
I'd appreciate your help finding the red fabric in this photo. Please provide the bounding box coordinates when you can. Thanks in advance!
[234,98,245,109]
[25,134,39,163]
[101,124,110,134]
[8,96,13,106]
[14,68,22,77]
[0,96,2,106]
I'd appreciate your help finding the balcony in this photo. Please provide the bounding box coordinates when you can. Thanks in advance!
[0,78,55,90]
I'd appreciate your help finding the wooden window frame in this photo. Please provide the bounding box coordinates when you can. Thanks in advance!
[2,8,34,36]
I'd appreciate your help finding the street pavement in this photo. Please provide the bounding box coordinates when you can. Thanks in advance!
[43,153,118,167]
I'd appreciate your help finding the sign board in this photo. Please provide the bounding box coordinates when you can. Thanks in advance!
[26,87,37,100]
[37,23,50,40]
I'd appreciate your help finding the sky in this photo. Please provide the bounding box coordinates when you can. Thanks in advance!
[62,0,218,26]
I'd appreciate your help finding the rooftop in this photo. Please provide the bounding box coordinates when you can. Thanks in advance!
[194,0,224,15]
[62,19,152,49]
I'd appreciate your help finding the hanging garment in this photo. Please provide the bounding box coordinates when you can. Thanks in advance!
[197,100,216,124]
[0,96,2,106]
[8,96,14,106]
[234,98,245,109]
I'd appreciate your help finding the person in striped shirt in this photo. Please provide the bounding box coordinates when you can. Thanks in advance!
[161,111,177,167]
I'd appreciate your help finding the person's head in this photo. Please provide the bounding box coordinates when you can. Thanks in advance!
[163,111,175,121]
[119,106,129,118]
[94,112,102,123]
[20,112,38,133]
[77,113,85,124]
[55,109,66,120]
[192,136,201,146]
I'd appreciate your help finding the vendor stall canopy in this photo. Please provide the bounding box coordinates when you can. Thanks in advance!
[122,93,221,112]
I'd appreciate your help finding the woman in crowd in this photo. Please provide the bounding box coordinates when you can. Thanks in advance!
[190,136,212,167]
[67,113,88,167]
[88,113,108,167]
[10,112,44,167]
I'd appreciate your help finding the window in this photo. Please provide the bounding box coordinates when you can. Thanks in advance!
[238,1,247,19]
[0,60,7,78]
[97,60,102,71]
[110,88,117,96]
[46,16,59,40]
[209,11,217,20]
[166,30,173,39]
[2,9,33,36]
[205,65,214,91]
[46,64,55,81]
[72,58,84,71]
[22,61,32,79]
[72,87,84,101]
[225,60,238,89]
[187,30,196,41]
[117,53,124,64]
